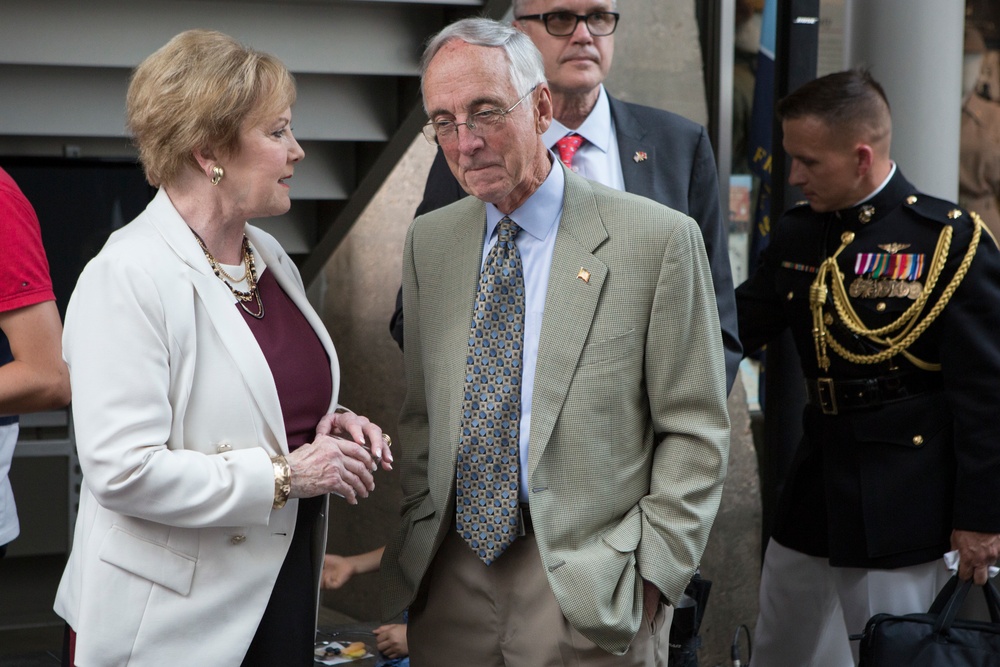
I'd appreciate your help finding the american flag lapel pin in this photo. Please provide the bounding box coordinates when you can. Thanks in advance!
[577,268,591,283]
[633,151,648,163]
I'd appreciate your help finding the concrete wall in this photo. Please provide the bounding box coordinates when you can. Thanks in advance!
[317,2,762,664]
[318,134,437,619]
[605,1,710,126]
[845,0,965,200]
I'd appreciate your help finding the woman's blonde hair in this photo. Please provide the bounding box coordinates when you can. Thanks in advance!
[126,29,296,187]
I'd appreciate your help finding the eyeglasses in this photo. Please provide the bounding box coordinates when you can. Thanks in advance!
[422,85,538,145]
[515,11,620,37]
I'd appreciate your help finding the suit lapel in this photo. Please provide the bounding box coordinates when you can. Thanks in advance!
[610,96,656,199]
[439,198,490,467]
[527,170,608,473]
[144,190,290,453]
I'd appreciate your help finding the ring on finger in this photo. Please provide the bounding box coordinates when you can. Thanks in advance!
[381,433,392,447]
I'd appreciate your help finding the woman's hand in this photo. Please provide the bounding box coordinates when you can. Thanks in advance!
[285,434,375,503]
[374,623,409,658]
[316,410,393,471]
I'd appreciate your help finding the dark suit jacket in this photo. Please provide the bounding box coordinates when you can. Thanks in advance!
[390,94,742,391]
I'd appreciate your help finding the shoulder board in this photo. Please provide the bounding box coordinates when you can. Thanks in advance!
[902,193,969,228]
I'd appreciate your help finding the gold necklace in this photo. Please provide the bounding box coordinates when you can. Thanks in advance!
[214,255,251,284]
[192,230,265,319]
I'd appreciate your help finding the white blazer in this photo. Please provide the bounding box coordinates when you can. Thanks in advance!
[54,188,340,666]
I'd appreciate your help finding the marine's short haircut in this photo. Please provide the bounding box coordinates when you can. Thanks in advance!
[777,69,892,145]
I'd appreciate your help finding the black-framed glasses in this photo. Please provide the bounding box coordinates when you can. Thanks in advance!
[422,85,538,145]
[515,11,620,37]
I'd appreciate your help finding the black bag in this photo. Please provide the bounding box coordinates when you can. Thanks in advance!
[858,575,1000,666]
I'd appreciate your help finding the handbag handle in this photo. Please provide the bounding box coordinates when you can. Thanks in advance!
[931,575,1000,636]
[928,574,961,615]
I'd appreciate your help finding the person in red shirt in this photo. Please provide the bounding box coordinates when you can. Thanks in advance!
[0,166,71,558]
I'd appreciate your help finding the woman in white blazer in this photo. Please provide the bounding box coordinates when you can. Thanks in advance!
[53,30,393,667]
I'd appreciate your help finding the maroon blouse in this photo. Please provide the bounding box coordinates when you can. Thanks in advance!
[240,267,333,450]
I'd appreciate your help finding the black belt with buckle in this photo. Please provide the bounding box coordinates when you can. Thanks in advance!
[805,373,942,415]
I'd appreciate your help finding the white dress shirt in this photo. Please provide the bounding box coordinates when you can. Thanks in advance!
[543,84,625,192]
[849,161,897,207]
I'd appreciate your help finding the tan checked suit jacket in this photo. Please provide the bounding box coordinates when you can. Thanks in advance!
[381,166,730,655]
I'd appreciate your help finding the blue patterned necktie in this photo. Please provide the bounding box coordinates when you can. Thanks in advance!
[455,216,526,565]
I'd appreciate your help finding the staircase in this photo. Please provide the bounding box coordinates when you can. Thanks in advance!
[0,0,511,286]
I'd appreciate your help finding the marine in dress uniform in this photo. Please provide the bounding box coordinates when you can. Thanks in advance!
[741,166,1000,567]
[736,69,1000,666]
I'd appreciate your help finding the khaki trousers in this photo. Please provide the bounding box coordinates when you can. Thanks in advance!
[408,529,672,667]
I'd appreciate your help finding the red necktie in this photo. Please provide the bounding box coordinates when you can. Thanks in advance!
[555,133,584,168]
